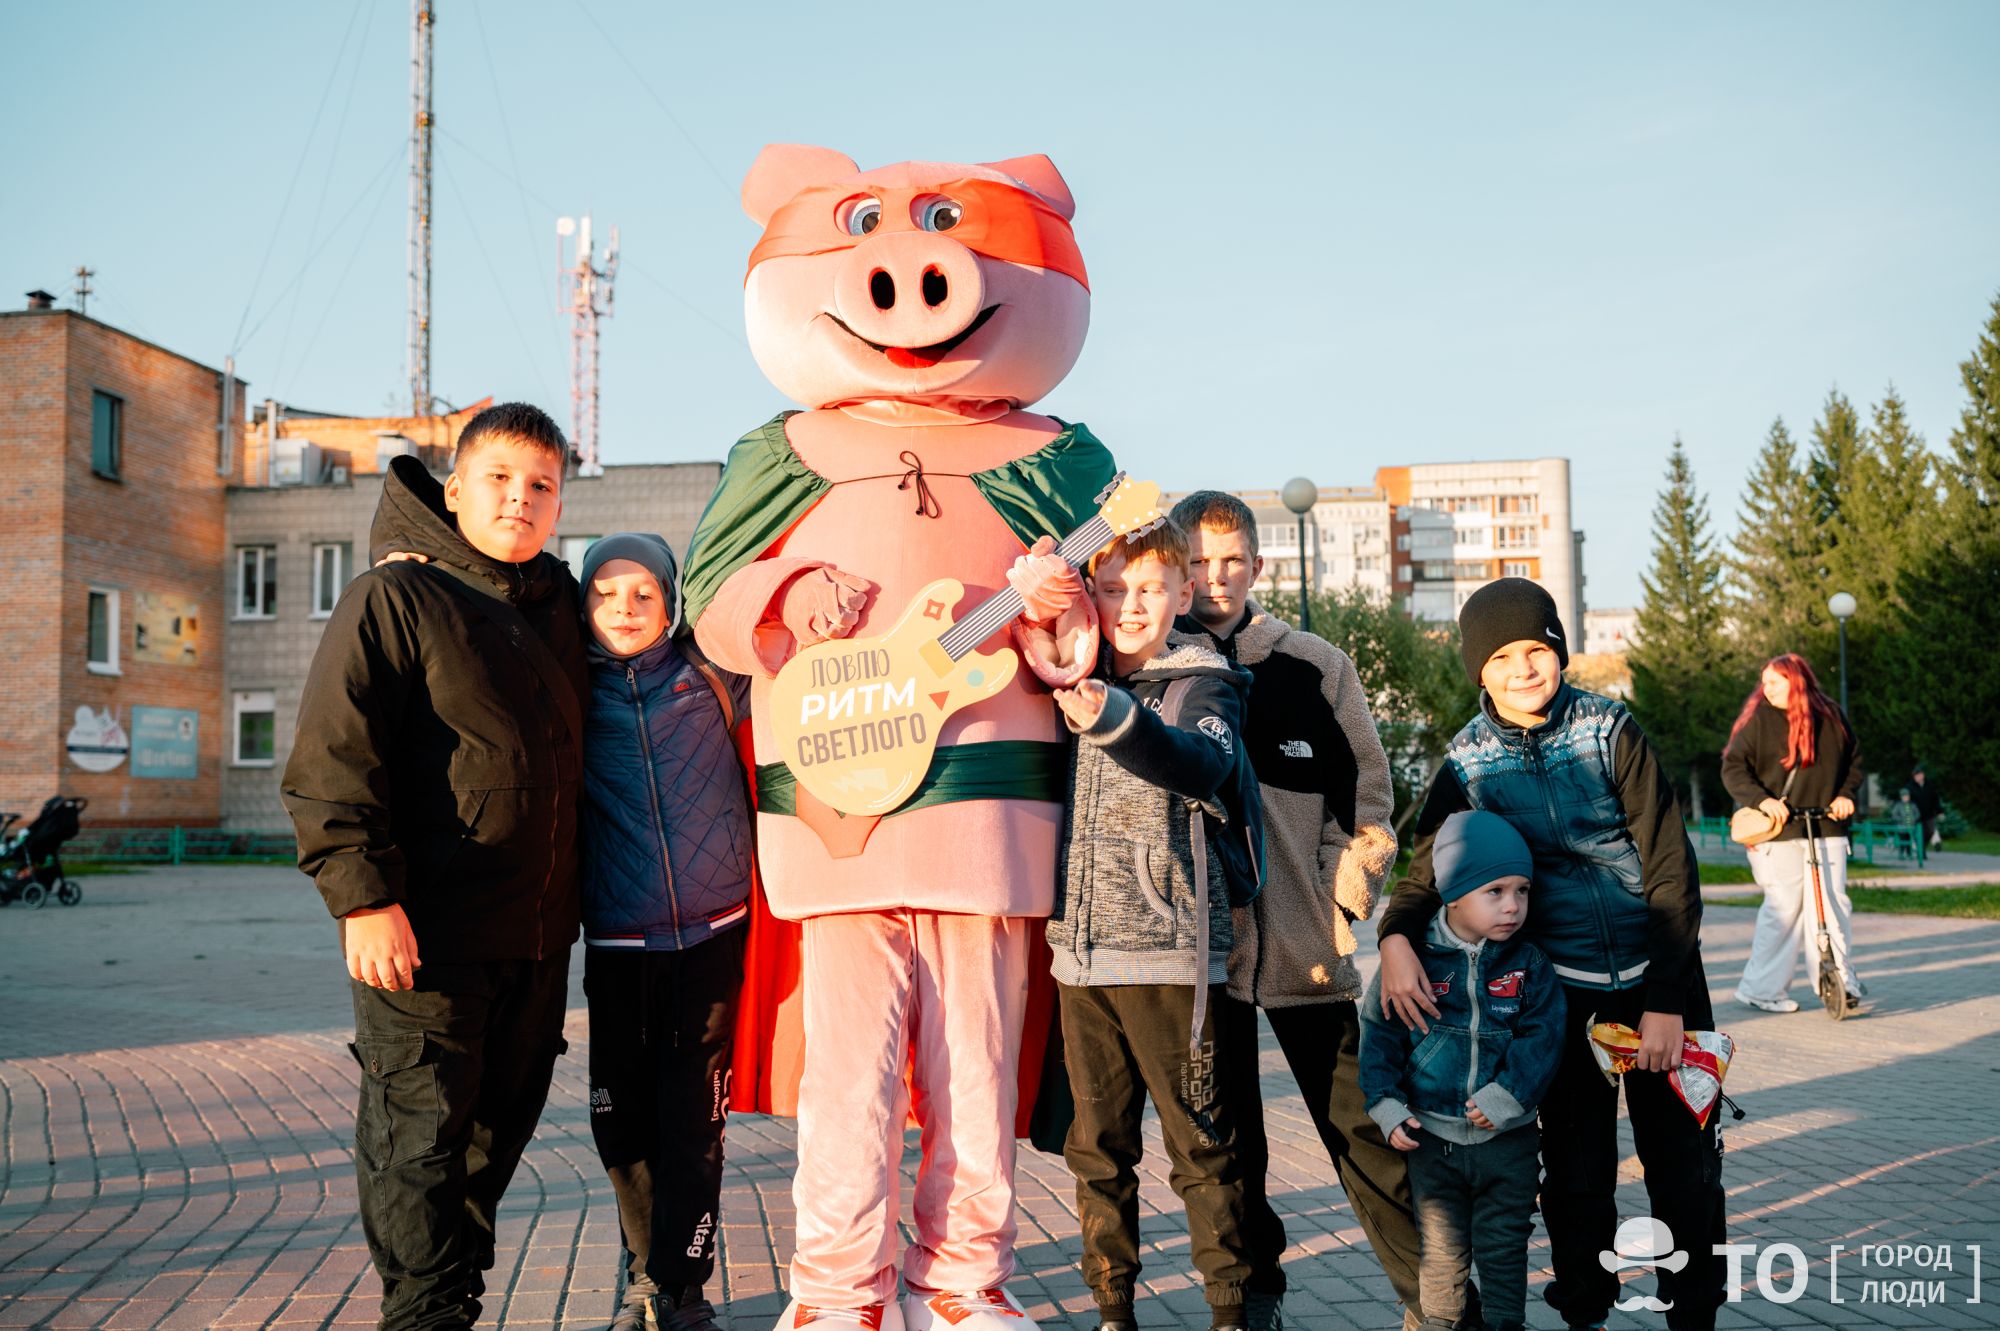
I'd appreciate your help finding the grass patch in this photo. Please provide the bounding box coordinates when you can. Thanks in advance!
[1699,863,1760,886]
[1942,830,2000,857]
[1708,883,2000,920]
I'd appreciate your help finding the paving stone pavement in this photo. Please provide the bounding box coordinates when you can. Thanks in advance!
[2,867,1996,1330]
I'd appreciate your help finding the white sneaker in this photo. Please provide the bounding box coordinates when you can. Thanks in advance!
[778,1300,907,1331]
[903,1287,1036,1331]
[1735,989,1800,1013]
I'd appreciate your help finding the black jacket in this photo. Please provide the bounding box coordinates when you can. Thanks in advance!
[1720,700,1863,841]
[282,457,589,963]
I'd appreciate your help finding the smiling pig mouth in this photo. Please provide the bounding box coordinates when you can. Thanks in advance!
[824,305,1000,369]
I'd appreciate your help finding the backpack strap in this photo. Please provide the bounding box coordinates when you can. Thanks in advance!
[679,637,737,731]
[1159,677,1211,1053]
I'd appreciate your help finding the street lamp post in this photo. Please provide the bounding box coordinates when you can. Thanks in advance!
[1282,476,1318,636]
[1828,591,1857,715]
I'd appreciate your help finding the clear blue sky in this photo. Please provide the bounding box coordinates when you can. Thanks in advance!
[6,1,1996,607]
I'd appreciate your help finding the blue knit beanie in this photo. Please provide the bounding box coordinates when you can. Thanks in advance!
[1433,810,1533,903]
[580,532,681,634]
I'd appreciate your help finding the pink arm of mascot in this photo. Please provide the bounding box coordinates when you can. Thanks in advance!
[681,145,1113,1329]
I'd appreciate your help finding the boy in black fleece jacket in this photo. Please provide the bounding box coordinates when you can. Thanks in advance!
[1047,520,1261,1331]
[1374,580,1722,1331]
[283,403,587,1331]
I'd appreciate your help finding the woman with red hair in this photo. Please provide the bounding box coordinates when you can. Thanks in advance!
[1720,654,1866,1013]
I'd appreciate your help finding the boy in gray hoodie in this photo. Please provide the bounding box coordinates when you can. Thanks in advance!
[1046,520,1260,1331]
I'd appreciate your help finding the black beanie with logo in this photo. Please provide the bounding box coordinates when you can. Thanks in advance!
[1458,577,1569,685]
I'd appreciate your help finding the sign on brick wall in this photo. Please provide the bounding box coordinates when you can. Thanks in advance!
[66,706,128,773]
[131,707,199,780]
[132,593,201,666]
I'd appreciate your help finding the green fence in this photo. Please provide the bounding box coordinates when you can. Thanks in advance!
[68,827,297,865]
[1687,816,1924,866]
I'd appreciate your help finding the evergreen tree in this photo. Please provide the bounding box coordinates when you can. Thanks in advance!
[1628,440,1744,815]
[1839,387,1939,615]
[1900,293,2000,827]
[1728,417,1830,660]
[1807,387,1865,535]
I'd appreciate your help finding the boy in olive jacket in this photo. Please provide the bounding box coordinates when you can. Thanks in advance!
[283,403,587,1330]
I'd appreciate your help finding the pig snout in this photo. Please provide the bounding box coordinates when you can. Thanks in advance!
[831,232,989,361]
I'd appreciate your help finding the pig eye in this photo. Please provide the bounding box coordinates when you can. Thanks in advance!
[918,198,963,232]
[840,198,883,237]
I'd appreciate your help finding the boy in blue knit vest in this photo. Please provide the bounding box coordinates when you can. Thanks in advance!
[1375,580,1724,1331]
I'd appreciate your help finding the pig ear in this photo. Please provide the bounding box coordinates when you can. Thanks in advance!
[742,144,860,226]
[985,154,1075,220]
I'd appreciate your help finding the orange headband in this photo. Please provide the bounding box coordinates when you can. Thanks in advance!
[746,177,1089,290]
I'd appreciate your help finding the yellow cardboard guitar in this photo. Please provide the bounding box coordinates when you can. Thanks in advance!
[771,473,1164,817]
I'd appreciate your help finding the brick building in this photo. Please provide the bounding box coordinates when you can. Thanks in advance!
[3,300,723,831]
[0,296,248,826]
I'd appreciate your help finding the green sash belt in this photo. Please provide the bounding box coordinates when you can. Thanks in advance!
[755,740,1069,818]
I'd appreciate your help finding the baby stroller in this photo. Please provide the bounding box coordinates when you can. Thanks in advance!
[0,796,87,909]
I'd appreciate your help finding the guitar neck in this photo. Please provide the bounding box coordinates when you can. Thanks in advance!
[935,514,1115,661]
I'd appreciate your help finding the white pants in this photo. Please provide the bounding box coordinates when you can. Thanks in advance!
[1737,835,1860,1000]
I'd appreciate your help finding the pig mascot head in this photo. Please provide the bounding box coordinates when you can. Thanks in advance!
[742,144,1091,413]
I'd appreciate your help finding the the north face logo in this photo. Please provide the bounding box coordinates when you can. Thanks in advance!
[1488,969,1525,999]
[1279,739,1313,758]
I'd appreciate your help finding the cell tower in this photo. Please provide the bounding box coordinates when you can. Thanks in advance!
[557,214,618,477]
[407,0,435,416]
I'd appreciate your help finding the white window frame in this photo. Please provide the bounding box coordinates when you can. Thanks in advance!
[559,535,600,584]
[233,690,277,767]
[87,586,120,675]
[1503,561,1533,578]
[236,545,277,620]
[310,542,350,619]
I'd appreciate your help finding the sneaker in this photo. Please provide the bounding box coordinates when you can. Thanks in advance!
[610,1277,660,1331]
[1244,1289,1283,1331]
[903,1287,1035,1331]
[1734,990,1799,1013]
[781,1300,907,1331]
[660,1287,724,1331]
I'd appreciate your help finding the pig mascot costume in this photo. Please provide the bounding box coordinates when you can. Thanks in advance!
[681,145,1114,1331]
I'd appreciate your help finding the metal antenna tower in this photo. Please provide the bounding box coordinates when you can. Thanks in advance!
[557,214,618,477]
[407,0,435,416]
[74,266,94,317]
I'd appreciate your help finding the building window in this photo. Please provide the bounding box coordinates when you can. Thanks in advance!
[311,542,352,618]
[1398,565,1413,582]
[1498,495,1538,515]
[1496,527,1538,550]
[91,391,123,480]
[87,588,120,674]
[236,546,277,619]
[1502,561,1532,578]
[559,535,600,583]
[1396,534,1411,552]
[1454,526,1487,547]
[233,691,276,766]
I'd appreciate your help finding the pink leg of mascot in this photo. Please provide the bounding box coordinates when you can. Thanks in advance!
[683,145,1116,1331]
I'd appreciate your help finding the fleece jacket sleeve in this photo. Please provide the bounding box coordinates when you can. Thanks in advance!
[1308,640,1400,925]
[281,573,419,920]
[1079,675,1241,804]
[1612,719,1707,1015]
[1376,764,1472,944]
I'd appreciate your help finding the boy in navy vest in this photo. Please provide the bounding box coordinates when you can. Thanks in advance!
[1374,580,1724,1331]
[578,533,754,1331]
